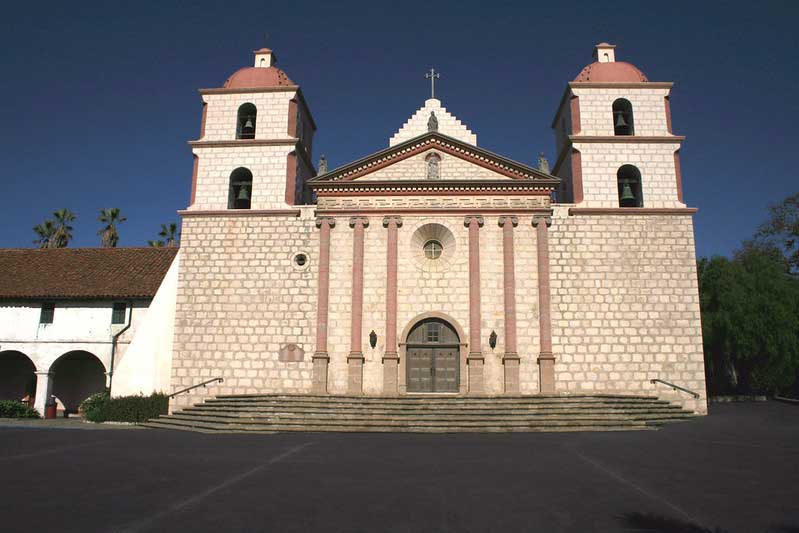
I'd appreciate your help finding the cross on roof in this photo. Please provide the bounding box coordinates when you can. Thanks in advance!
[425,68,440,99]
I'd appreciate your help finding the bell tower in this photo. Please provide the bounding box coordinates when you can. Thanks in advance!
[550,43,685,208]
[187,47,317,211]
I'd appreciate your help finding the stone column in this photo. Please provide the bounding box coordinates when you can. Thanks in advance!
[348,217,369,395]
[33,371,53,416]
[313,217,335,394]
[533,215,556,394]
[499,216,520,394]
[464,215,485,394]
[382,216,402,395]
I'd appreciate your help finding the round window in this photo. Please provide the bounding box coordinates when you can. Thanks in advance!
[423,240,443,260]
[294,254,308,267]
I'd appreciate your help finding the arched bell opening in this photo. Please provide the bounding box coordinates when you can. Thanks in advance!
[617,164,644,208]
[228,167,253,210]
[612,98,635,136]
[0,351,37,403]
[404,318,461,393]
[50,350,106,414]
[236,103,257,140]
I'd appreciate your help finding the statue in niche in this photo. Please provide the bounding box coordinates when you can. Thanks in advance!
[426,153,440,180]
[428,111,438,132]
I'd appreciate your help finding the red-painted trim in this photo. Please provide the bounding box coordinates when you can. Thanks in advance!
[199,85,300,95]
[533,217,555,394]
[288,98,298,138]
[674,150,684,203]
[178,209,301,217]
[188,139,298,148]
[570,95,581,134]
[500,218,517,355]
[349,218,367,357]
[189,155,199,206]
[571,149,583,204]
[568,207,698,216]
[664,95,673,134]
[466,217,482,358]
[199,102,207,138]
[570,135,685,143]
[315,218,333,355]
[315,188,552,197]
[315,208,552,216]
[285,151,298,205]
[384,217,400,359]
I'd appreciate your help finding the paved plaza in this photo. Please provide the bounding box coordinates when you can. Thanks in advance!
[1,402,797,532]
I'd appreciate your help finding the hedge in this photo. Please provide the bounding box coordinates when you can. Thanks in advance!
[0,400,40,419]
[80,391,168,423]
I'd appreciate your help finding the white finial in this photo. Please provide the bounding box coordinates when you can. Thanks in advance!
[425,68,440,99]
[593,42,616,63]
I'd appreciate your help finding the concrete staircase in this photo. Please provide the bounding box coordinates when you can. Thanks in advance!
[142,394,696,433]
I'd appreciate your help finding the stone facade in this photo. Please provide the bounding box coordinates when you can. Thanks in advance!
[168,43,708,414]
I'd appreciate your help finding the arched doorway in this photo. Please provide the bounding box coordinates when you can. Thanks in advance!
[406,318,460,392]
[0,351,36,402]
[51,351,106,413]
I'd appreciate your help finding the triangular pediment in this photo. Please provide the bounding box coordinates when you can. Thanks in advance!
[310,132,559,185]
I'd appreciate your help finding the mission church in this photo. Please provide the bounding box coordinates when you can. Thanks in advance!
[0,43,707,418]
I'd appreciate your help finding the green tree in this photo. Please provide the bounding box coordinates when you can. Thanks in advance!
[753,192,799,273]
[158,222,180,247]
[52,208,76,248]
[33,219,57,248]
[699,249,799,395]
[97,208,127,248]
[147,240,164,247]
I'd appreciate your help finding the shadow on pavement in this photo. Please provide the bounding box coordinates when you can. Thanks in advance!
[618,512,726,532]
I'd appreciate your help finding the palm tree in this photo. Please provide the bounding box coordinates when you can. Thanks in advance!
[148,240,164,247]
[52,208,76,248]
[33,220,57,248]
[97,208,127,248]
[158,222,180,247]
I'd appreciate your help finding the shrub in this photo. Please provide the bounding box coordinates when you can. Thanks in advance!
[80,392,168,423]
[0,400,40,419]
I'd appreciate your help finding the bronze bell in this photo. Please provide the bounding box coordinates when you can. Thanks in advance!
[615,113,628,128]
[243,118,254,131]
[237,185,250,201]
[620,182,635,204]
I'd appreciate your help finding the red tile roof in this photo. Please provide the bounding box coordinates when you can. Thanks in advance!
[0,247,178,300]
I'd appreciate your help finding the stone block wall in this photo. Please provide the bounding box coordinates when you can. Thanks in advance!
[571,87,671,137]
[573,141,683,208]
[170,209,318,409]
[200,91,296,142]
[190,145,294,210]
[548,206,707,413]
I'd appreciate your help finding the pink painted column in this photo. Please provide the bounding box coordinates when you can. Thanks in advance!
[312,217,335,394]
[464,215,485,394]
[348,217,369,395]
[499,216,520,394]
[533,215,556,393]
[382,216,402,395]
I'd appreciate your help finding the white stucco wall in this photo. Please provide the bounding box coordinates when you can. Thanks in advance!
[112,253,180,397]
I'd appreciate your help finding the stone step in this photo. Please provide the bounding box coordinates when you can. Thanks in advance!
[145,416,654,433]
[167,412,692,426]
[189,403,683,414]
[180,407,692,420]
[212,393,661,403]
[202,398,672,409]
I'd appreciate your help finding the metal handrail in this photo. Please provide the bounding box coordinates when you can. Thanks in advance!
[169,378,224,399]
[650,379,700,399]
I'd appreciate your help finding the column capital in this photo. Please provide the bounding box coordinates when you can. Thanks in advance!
[532,215,552,228]
[315,216,336,229]
[382,215,403,228]
[464,215,484,228]
[498,215,518,227]
[349,216,369,228]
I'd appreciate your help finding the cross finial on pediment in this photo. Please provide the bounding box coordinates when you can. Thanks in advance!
[425,68,440,99]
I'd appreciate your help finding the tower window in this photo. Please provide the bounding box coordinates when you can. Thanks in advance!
[112,302,127,325]
[617,164,644,207]
[425,153,441,180]
[228,167,253,209]
[236,103,257,140]
[612,98,634,136]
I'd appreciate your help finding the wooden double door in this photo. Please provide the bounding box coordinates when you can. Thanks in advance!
[406,319,460,393]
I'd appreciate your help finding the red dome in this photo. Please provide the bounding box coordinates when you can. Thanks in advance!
[223,66,295,89]
[573,61,649,83]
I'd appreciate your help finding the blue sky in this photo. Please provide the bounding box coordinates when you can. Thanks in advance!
[0,0,796,257]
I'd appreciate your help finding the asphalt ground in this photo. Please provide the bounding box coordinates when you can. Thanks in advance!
[0,402,797,532]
